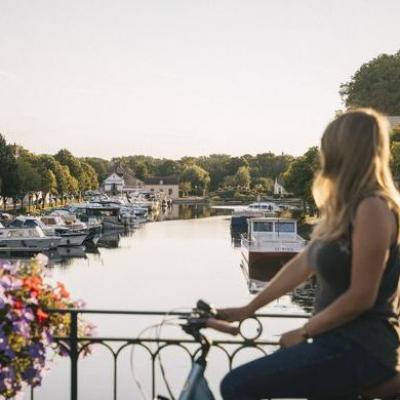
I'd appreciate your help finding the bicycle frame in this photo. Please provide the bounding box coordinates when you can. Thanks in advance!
[178,361,214,400]
[178,325,215,400]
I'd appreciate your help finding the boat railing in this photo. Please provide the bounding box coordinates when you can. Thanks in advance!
[28,308,310,400]
[242,237,306,252]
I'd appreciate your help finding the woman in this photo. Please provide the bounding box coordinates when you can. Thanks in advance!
[219,109,400,400]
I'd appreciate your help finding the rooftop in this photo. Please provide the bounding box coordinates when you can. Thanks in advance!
[144,176,179,185]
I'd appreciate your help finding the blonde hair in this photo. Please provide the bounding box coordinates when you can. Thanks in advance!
[312,108,400,241]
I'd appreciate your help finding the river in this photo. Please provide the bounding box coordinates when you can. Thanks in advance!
[23,205,314,400]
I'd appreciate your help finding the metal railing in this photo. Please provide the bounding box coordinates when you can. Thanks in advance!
[240,236,305,252]
[31,308,310,400]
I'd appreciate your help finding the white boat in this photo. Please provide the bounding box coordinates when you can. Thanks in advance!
[247,202,281,214]
[10,216,88,246]
[0,227,61,251]
[70,204,125,230]
[231,202,281,234]
[241,217,306,283]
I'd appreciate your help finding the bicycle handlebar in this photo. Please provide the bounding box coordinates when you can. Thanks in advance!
[180,299,239,338]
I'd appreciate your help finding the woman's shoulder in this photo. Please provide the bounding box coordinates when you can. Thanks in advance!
[355,196,394,220]
[354,196,397,242]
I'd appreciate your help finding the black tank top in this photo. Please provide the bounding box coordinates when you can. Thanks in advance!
[308,223,400,370]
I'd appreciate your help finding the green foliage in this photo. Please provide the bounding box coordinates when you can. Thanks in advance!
[340,51,400,114]
[234,166,251,189]
[55,149,98,192]
[134,162,149,180]
[283,147,320,204]
[0,133,20,198]
[82,157,110,182]
[16,158,41,194]
[180,165,210,195]
[391,142,400,178]
[81,162,99,190]
[252,177,274,192]
[391,128,400,143]
[179,181,192,196]
[154,159,181,177]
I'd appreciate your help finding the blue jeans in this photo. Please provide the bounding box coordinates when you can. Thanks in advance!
[220,332,395,399]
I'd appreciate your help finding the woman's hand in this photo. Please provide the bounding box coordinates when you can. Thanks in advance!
[279,328,306,348]
[217,305,253,322]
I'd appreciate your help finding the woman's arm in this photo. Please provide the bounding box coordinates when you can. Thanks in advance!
[218,248,314,322]
[303,197,395,337]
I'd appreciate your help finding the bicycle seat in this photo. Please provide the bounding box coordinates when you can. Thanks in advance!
[362,372,400,399]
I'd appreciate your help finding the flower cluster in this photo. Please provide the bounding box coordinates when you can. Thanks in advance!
[0,255,94,399]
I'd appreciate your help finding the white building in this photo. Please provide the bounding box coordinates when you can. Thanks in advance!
[273,178,286,196]
[389,116,400,130]
[102,173,125,194]
[144,176,180,199]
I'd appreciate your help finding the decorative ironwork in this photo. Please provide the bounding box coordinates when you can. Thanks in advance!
[30,308,310,400]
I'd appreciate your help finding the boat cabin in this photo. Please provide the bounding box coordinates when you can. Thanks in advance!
[0,227,47,239]
[41,216,64,227]
[248,217,300,241]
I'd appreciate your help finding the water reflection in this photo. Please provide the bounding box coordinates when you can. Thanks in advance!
[152,204,232,221]
[291,280,317,313]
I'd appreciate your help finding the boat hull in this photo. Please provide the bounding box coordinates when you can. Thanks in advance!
[0,237,61,251]
[58,233,88,247]
[241,250,298,282]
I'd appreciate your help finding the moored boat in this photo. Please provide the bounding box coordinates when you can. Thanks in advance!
[0,227,62,251]
[241,217,306,284]
[9,217,88,246]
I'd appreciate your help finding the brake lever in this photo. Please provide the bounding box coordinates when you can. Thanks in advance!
[196,299,219,319]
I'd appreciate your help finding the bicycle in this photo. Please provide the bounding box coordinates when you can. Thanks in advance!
[129,299,242,400]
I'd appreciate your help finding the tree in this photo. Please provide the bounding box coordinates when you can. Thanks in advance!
[83,157,110,183]
[16,158,41,210]
[234,166,251,189]
[252,177,274,193]
[197,154,232,191]
[155,159,180,177]
[283,147,320,209]
[180,165,210,195]
[81,161,99,190]
[134,162,149,180]
[0,134,20,210]
[340,51,400,114]
[179,181,192,197]
[55,149,87,193]
[391,142,400,179]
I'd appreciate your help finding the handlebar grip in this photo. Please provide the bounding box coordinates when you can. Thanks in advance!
[205,318,240,336]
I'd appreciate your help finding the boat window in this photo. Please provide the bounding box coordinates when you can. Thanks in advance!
[253,221,273,232]
[25,220,38,228]
[11,220,24,228]
[276,222,295,233]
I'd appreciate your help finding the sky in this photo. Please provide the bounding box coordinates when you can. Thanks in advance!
[0,0,399,160]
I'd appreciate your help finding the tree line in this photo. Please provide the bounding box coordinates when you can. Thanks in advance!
[1,50,399,210]
[0,138,98,210]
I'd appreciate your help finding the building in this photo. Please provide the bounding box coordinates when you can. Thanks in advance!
[122,174,144,192]
[102,173,125,194]
[144,176,180,199]
[389,116,400,130]
[273,178,286,196]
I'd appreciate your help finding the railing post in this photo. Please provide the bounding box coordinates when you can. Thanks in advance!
[70,311,79,400]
